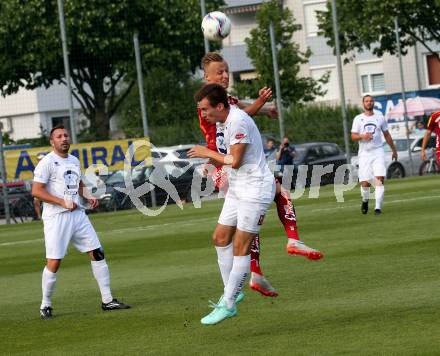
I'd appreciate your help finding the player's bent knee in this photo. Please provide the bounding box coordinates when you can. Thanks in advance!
[46,259,61,273]
[374,177,384,186]
[233,230,257,255]
[91,247,105,261]
[212,232,230,246]
[212,224,235,247]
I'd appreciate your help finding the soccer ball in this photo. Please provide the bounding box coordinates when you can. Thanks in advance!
[201,11,231,41]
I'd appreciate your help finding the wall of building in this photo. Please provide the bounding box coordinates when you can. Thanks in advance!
[0,82,83,141]
[223,0,440,110]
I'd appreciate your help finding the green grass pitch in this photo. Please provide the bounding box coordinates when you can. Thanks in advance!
[1,176,439,355]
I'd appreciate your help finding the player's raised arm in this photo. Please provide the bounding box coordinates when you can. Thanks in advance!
[189,142,246,169]
[239,87,277,119]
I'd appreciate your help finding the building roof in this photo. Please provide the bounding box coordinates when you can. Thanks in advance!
[224,0,262,14]
[225,0,262,7]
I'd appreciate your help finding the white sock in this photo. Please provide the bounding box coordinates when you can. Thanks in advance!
[91,260,113,304]
[224,255,250,309]
[375,185,385,210]
[41,267,57,309]
[361,187,370,202]
[215,243,233,288]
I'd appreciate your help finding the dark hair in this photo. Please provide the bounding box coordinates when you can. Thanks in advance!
[201,52,224,70]
[50,125,66,138]
[362,94,373,102]
[194,83,229,109]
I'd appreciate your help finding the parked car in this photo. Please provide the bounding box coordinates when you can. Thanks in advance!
[350,133,436,179]
[99,160,206,211]
[270,142,349,187]
[0,181,36,222]
[151,144,205,166]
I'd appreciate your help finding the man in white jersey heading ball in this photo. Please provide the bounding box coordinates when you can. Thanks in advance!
[32,126,129,319]
[189,84,276,325]
[351,95,397,215]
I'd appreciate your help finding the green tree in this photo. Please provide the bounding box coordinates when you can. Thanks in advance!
[317,0,440,62]
[0,0,222,140]
[117,67,204,145]
[234,0,327,106]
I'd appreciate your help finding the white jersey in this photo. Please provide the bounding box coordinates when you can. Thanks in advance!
[216,122,227,155]
[221,106,273,186]
[33,152,82,218]
[351,112,388,156]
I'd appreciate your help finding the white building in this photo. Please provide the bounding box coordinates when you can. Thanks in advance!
[222,0,440,114]
[0,83,84,141]
[0,82,121,142]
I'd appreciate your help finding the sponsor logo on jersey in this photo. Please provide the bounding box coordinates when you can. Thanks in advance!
[235,133,246,140]
[63,169,80,195]
[364,123,377,134]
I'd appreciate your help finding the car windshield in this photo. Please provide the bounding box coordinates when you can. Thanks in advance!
[151,151,168,159]
[293,147,307,163]
[176,149,190,159]
[384,138,414,152]
[105,170,128,185]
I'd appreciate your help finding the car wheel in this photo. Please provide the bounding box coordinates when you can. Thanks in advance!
[387,163,405,179]
[419,160,439,175]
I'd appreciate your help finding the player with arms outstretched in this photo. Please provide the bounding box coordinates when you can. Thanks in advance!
[198,52,323,297]
[189,84,277,324]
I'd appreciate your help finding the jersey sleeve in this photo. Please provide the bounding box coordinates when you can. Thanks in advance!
[33,159,50,184]
[379,114,389,132]
[351,116,361,133]
[427,111,440,131]
[229,117,251,145]
[228,95,239,106]
[198,108,218,151]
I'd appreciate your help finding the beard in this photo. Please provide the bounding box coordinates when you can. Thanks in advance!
[59,143,70,153]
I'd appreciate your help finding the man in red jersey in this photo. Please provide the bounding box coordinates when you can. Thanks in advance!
[421,111,440,165]
[198,52,324,298]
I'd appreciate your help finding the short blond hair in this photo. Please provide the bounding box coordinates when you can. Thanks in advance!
[201,52,224,71]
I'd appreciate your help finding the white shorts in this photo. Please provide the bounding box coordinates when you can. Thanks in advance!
[43,209,101,259]
[358,152,386,182]
[218,178,276,233]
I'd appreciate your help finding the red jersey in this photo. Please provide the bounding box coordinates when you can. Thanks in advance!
[197,95,239,152]
[197,95,238,190]
[427,111,440,152]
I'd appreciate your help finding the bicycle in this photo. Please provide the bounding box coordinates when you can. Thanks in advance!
[419,148,439,175]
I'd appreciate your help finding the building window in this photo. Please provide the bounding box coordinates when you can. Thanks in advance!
[356,60,385,95]
[52,116,71,131]
[426,54,440,86]
[304,1,327,37]
[360,73,385,93]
